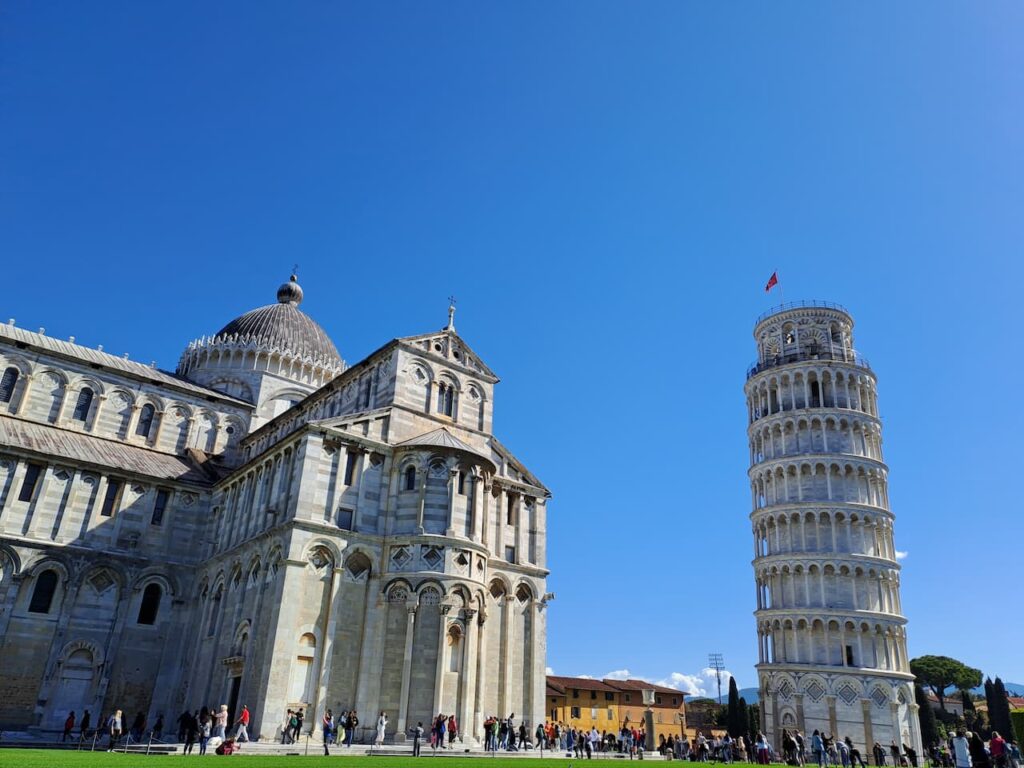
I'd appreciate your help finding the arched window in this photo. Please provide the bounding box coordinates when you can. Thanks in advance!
[137,583,162,625]
[29,569,58,613]
[404,465,417,491]
[0,367,18,403]
[136,403,155,438]
[72,387,93,422]
[437,382,456,417]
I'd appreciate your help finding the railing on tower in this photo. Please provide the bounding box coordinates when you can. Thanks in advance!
[755,300,850,326]
[746,347,871,379]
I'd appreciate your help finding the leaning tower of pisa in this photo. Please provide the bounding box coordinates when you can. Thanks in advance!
[745,302,920,755]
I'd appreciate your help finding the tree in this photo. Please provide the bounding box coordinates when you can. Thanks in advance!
[727,677,744,737]
[990,678,1014,740]
[962,690,975,712]
[910,655,983,712]
[748,702,761,742]
[916,684,940,748]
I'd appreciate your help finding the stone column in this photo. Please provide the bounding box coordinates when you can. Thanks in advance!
[313,565,345,738]
[470,471,484,542]
[516,496,528,565]
[446,468,458,537]
[396,601,418,738]
[890,701,902,751]
[25,464,57,539]
[827,695,838,740]
[416,470,427,534]
[502,594,513,717]
[433,606,452,715]
[473,609,487,741]
[795,692,806,735]
[353,450,369,531]
[861,699,874,755]
[459,608,479,744]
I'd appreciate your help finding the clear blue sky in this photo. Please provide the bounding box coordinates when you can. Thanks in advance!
[2,3,1022,693]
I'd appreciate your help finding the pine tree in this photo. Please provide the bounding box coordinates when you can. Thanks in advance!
[916,684,940,748]
[985,678,995,717]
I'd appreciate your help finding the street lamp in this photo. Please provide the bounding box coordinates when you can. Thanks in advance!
[642,689,656,752]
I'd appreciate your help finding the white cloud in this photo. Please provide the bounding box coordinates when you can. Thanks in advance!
[895,550,908,561]
[546,666,554,676]
[561,667,737,699]
[603,669,632,681]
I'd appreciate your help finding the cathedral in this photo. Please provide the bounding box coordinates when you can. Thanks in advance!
[0,275,550,743]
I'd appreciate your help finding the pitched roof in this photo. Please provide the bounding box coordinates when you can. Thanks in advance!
[547,676,620,693]
[397,427,478,452]
[0,415,214,485]
[0,322,250,406]
[545,675,687,701]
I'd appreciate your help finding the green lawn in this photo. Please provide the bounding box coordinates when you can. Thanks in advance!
[0,750,767,768]
[0,752,579,768]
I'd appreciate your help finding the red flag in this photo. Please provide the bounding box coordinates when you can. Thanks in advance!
[765,271,779,292]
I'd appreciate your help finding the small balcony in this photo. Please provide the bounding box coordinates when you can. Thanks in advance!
[747,347,871,380]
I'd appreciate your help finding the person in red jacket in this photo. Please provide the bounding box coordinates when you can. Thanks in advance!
[62,711,76,742]
[234,705,250,743]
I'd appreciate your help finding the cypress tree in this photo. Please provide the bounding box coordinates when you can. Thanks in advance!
[748,702,761,741]
[991,678,1014,740]
[916,684,940,748]
[727,677,742,737]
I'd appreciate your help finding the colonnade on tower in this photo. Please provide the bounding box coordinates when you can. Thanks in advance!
[744,301,920,755]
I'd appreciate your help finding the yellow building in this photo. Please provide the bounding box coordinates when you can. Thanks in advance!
[545,676,688,744]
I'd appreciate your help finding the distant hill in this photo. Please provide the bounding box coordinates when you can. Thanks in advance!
[685,687,761,704]
[685,683,1023,706]
[968,682,1024,697]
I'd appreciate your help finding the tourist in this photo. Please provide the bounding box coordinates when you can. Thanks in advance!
[62,711,75,742]
[183,711,197,755]
[177,710,191,742]
[890,741,902,767]
[874,742,887,766]
[951,730,972,768]
[838,737,850,768]
[448,714,458,748]
[323,709,335,746]
[991,732,1008,768]
[969,732,990,768]
[213,704,228,739]
[198,713,211,756]
[79,710,91,742]
[903,742,918,768]
[536,722,546,751]
[520,722,530,750]
[376,710,388,746]
[107,709,123,751]
[345,710,359,747]
[413,722,424,757]
[756,732,771,765]
[1003,741,1019,768]
[847,737,867,768]
[235,704,250,743]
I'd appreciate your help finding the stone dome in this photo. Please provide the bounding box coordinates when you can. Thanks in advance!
[212,275,340,366]
[177,275,345,393]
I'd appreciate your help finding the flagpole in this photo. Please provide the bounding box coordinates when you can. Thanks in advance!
[776,267,783,304]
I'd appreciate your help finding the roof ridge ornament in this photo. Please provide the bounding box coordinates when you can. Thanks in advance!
[445,295,456,333]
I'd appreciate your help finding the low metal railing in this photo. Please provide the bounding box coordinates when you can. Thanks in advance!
[755,300,850,325]
[747,347,871,379]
